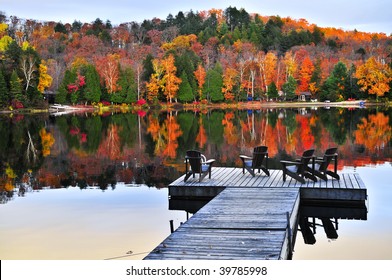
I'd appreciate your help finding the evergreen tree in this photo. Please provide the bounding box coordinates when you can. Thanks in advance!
[0,70,9,107]
[321,61,350,101]
[204,63,224,102]
[178,71,194,103]
[310,59,322,99]
[114,67,137,104]
[282,75,297,101]
[84,64,101,103]
[56,69,77,104]
[268,81,279,100]
[142,54,154,82]
[9,70,26,106]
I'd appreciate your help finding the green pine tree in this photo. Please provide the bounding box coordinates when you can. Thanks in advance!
[84,64,101,103]
[10,70,26,106]
[204,63,224,103]
[268,81,279,100]
[178,71,194,103]
[0,70,9,107]
[282,76,297,101]
[56,69,77,104]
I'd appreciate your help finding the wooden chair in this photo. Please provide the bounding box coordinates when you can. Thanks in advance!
[184,150,215,182]
[280,149,317,184]
[307,147,340,181]
[239,146,270,177]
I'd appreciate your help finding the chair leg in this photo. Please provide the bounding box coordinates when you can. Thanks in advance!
[326,171,340,180]
[184,172,192,182]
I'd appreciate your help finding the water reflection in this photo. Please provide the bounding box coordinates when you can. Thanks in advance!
[1,107,391,203]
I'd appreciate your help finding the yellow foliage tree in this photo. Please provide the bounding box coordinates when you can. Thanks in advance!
[37,61,53,93]
[355,56,392,97]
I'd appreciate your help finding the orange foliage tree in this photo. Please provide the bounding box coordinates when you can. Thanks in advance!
[95,54,120,94]
[257,51,277,93]
[161,54,182,103]
[355,56,392,97]
[298,56,314,93]
[146,59,165,102]
[222,67,238,101]
[194,64,206,100]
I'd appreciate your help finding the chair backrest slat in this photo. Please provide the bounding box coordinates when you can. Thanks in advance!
[252,146,268,168]
[186,150,202,173]
[298,149,315,174]
[318,147,338,171]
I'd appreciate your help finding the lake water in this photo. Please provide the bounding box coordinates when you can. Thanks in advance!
[0,106,391,259]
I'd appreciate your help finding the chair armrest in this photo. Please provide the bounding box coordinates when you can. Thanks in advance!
[204,159,215,165]
[280,160,303,166]
[239,155,252,160]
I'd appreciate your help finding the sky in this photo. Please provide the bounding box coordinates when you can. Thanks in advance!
[2,0,392,34]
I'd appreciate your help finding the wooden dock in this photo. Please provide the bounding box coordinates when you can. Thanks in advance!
[169,168,367,202]
[144,168,367,260]
[145,187,300,260]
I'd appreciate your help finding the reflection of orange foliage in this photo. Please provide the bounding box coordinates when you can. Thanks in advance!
[97,124,122,160]
[147,115,160,139]
[196,118,207,148]
[222,112,238,145]
[39,128,55,157]
[148,114,182,159]
[354,113,392,153]
[162,115,182,158]
[295,116,314,151]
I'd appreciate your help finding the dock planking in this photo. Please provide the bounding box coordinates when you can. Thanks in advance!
[169,168,367,202]
[145,167,367,260]
[144,187,300,260]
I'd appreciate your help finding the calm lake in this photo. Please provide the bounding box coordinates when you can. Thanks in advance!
[0,106,391,260]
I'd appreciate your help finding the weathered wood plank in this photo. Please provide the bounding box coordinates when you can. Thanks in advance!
[145,187,299,260]
[155,167,367,260]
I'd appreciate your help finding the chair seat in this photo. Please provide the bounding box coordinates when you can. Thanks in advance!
[308,163,321,170]
[286,165,299,173]
[201,164,210,172]
[244,160,252,167]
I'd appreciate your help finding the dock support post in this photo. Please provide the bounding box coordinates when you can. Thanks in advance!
[286,211,293,259]
[169,220,174,233]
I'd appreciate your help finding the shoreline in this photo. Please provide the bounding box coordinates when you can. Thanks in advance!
[0,100,388,115]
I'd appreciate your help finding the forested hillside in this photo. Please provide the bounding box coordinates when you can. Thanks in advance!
[0,7,391,108]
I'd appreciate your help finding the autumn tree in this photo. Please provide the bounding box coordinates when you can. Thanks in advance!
[194,63,206,100]
[298,56,314,93]
[95,53,120,94]
[146,58,164,102]
[257,51,277,95]
[355,56,392,98]
[37,61,53,93]
[222,67,238,101]
[161,54,181,103]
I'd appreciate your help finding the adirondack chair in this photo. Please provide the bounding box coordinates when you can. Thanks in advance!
[184,150,215,182]
[307,147,340,181]
[280,149,318,184]
[239,146,270,177]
